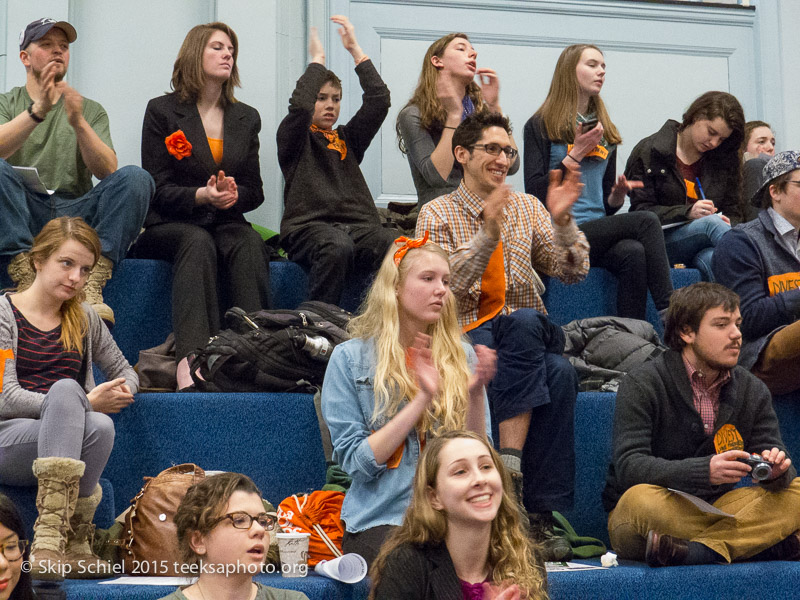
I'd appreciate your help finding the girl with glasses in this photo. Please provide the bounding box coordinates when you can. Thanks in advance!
[322,237,496,568]
[370,430,547,600]
[397,33,519,207]
[0,494,34,600]
[624,91,745,281]
[159,472,307,600]
[524,44,674,321]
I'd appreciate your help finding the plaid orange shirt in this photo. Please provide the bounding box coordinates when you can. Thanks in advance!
[682,353,731,435]
[416,180,590,329]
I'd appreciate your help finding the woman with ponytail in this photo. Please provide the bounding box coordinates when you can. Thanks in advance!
[0,217,136,580]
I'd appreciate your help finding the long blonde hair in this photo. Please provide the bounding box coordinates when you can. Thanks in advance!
[370,430,548,599]
[396,33,486,153]
[534,44,621,146]
[23,217,101,355]
[348,242,470,434]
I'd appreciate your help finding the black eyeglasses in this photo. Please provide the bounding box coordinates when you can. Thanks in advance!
[213,512,276,531]
[471,143,518,160]
[0,540,28,561]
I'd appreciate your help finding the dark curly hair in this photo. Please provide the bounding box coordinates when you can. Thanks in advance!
[174,473,262,565]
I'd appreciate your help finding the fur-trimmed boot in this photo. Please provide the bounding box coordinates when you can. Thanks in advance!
[7,252,35,290]
[63,484,113,578]
[30,457,85,580]
[83,255,115,326]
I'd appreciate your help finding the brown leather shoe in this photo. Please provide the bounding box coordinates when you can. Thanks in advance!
[645,530,689,567]
[765,530,800,561]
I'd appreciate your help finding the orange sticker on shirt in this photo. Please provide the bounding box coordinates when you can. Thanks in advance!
[714,424,744,454]
[767,272,800,296]
[685,179,698,201]
[0,348,14,394]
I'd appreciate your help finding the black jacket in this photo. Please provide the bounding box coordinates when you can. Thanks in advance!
[372,542,462,600]
[624,119,743,226]
[140,93,264,227]
[277,61,389,239]
[602,350,795,512]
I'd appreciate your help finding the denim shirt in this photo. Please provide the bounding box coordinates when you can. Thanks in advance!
[321,337,492,533]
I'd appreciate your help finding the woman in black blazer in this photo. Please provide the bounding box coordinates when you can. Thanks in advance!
[137,22,271,389]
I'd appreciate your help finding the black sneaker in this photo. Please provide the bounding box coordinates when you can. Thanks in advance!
[528,512,573,562]
[508,470,530,531]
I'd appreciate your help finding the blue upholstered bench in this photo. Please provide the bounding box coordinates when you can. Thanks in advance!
[4,258,800,599]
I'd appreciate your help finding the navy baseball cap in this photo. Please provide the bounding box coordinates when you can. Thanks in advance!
[19,18,77,51]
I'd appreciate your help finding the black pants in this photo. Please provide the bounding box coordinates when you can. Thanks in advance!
[132,221,271,360]
[342,525,398,570]
[579,211,673,319]
[282,223,398,305]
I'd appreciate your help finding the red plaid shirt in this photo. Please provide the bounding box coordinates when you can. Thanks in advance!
[682,354,731,435]
[416,180,590,328]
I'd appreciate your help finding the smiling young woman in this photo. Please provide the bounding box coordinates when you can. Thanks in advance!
[397,33,520,207]
[321,236,496,568]
[370,430,547,600]
[625,91,745,280]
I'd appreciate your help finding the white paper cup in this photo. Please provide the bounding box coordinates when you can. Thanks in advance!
[276,532,311,578]
[314,553,368,583]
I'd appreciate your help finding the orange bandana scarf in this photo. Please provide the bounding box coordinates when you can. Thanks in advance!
[310,124,347,160]
[393,231,430,266]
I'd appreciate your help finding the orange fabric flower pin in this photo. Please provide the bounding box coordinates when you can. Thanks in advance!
[165,130,192,160]
[393,231,430,266]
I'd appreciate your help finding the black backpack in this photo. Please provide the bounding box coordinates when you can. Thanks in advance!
[190,301,351,393]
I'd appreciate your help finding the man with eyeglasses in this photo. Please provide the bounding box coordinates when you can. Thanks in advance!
[417,111,589,560]
[713,150,800,396]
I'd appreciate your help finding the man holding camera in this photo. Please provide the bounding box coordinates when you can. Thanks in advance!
[603,282,800,566]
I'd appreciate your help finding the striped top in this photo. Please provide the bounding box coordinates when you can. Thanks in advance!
[10,302,81,393]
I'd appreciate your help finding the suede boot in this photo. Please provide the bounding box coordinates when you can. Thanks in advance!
[7,252,34,290]
[30,457,85,580]
[83,255,115,326]
[64,484,113,578]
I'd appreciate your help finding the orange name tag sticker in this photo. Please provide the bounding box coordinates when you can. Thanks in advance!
[685,179,699,201]
[767,272,800,297]
[714,423,744,454]
[0,348,14,394]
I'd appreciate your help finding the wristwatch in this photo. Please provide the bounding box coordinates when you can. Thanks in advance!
[27,102,44,124]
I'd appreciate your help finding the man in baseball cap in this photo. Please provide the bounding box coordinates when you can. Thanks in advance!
[0,17,153,326]
[713,150,800,395]
[19,18,77,50]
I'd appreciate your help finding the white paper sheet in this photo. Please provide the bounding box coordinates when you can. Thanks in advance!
[668,488,735,517]
[98,576,196,586]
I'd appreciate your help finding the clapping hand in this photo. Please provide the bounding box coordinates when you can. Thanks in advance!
[202,170,238,210]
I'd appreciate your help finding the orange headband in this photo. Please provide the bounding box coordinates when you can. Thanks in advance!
[393,231,430,266]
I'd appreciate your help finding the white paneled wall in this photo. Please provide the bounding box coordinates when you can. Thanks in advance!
[2,0,796,228]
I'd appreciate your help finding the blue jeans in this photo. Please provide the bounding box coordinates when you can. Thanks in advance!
[468,309,577,513]
[0,159,153,264]
[663,214,730,281]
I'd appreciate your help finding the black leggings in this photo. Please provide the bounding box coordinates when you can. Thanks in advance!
[579,212,673,319]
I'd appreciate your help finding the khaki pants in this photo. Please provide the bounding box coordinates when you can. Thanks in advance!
[608,481,800,563]
[753,320,800,395]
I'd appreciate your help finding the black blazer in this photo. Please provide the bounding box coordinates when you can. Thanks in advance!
[141,92,264,227]
[373,542,462,600]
